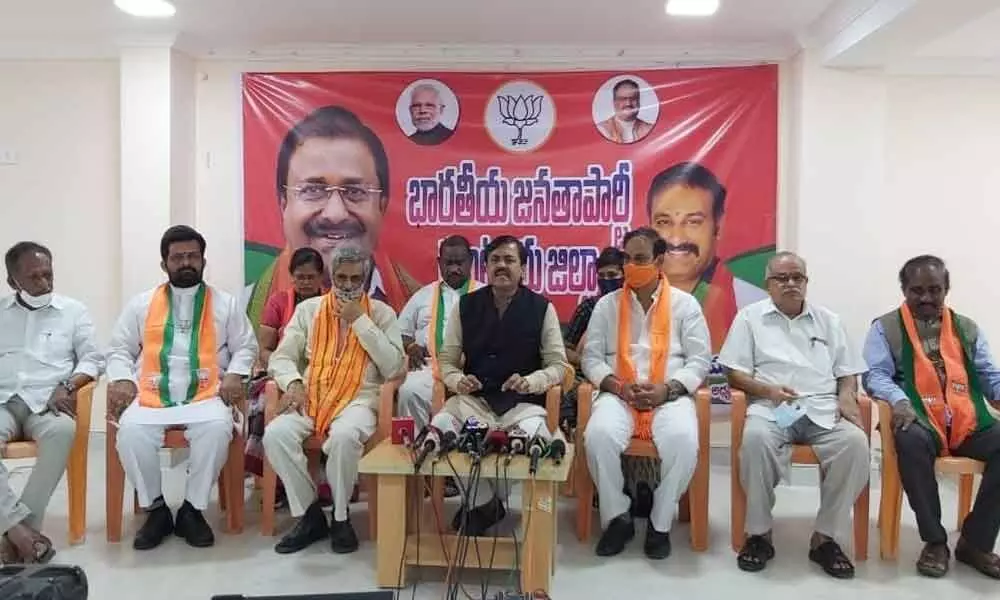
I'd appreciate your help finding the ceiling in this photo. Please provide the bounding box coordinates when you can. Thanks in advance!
[0,0,998,73]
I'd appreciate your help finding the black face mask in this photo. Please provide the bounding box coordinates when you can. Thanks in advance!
[597,277,623,295]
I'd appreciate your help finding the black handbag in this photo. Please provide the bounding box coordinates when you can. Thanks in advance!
[0,564,88,600]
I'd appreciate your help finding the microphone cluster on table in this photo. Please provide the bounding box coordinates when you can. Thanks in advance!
[409,418,565,475]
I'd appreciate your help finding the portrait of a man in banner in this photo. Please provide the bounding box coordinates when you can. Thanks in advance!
[242,67,778,355]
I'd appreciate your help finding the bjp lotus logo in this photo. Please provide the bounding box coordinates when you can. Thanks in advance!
[486,81,555,153]
[497,94,543,146]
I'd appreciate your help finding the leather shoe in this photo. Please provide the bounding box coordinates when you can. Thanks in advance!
[175,500,215,548]
[643,522,671,560]
[452,496,506,537]
[133,499,174,551]
[330,518,359,554]
[275,502,329,554]
[596,513,634,556]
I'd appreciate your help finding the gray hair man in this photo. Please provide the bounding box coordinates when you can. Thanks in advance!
[408,83,454,146]
[719,251,869,578]
[264,246,404,555]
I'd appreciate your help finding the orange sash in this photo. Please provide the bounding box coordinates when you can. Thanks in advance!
[139,284,219,408]
[617,277,672,440]
[899,304,992,453]
[306,294,370,433]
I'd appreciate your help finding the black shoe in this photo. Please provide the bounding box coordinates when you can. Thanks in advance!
[330,518,359,554]
[443,477,461,498]
[275,502,329,554]
[644,522,671,560]
[452,496,506,537]
[631,482,653,520]
[596,513,635,557]
[174,500,215,548]
[133,499,174,551]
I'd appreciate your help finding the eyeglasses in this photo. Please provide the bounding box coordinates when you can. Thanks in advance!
[285,183,382,205]
[767,273,808,285]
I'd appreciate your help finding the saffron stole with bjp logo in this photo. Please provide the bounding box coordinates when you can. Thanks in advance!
[242,67,777,353]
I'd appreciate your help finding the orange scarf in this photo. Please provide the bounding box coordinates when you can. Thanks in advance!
[139,284,219,408]
[307,294,370,433]
[617,277,671,440]
[899,303,994,453]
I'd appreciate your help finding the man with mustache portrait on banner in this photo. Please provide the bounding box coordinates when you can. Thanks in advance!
[245,106,419,328]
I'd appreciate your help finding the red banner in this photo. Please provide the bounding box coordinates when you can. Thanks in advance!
[243,66,777,351]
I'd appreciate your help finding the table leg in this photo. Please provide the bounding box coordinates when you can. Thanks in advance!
[520,479,556,594]
[376,474,408,588]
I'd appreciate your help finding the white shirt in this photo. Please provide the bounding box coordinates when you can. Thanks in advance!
[615,117,637,143]
[398,280,484,349]
[719,299,866,429]
[107,284,258,425]
[581,283,712,395]
[0,294,104,414]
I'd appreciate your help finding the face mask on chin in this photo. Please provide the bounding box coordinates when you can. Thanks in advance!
[623,263,659,290]
[597,278,623,296]
[17,287,52,309]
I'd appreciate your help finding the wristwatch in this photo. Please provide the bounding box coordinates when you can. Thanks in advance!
[60,379,76,394]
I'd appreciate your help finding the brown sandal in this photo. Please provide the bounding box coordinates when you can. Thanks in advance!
[916,542,950,578]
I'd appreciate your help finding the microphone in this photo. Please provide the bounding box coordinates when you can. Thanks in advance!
[507,426,528,457]
[547,438,567,465]
[483,430,509,456]
[528,435,549,475]
[413,425,441,473]
[436,430,458,459]
[459,417,490,458]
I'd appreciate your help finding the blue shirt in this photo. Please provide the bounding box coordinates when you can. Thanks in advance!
[861,319,1000,405]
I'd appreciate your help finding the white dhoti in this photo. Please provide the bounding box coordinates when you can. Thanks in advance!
[397,367,434,431]
[430,394,551,508]
[584,392,698,532]
[116,397,233,510]
[262,403,376,521]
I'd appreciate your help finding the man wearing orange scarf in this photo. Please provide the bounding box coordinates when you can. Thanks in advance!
[107,226,258,551]
[863,255,1000,580]
[263,246,404,555]
[581,228,711,560]
[721,252,868,579]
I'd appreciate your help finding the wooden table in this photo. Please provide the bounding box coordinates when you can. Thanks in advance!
[358,439,573,594]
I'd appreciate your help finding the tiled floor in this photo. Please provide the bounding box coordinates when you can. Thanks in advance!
[4,437,998,599]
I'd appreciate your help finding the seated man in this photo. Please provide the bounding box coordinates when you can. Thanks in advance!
[0,242,103,563]
[397,235,481,431]
[263,247,404,555]
[107,225,258,551]
[720,251,868,579]
[582,228,711,560]
[863,255,1000,580]
[429,235,568,535]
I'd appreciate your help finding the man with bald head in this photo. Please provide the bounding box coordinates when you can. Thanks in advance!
[863,255,1000,580]
[719,251,869,579]
[408,84,454,146]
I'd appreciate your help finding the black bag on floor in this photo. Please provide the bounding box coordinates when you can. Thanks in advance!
[0,564,88,600]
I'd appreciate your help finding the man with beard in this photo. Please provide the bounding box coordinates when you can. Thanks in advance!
[720,252,868,578]
[246,106,418,326]
[428,235,568,536]
[0,241,104,563]
[863,255,1000,580]
[106,225,258,551]
[263,246,404,554]
[647,161,740,352]
[397,235,482,432]
[407,84,454,146]
[597,79,654,144]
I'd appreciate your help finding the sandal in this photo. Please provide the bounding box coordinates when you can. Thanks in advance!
[737,535,775,572]
[916,542,950,578]
[955,538,1000,580]
[809,540,855,579]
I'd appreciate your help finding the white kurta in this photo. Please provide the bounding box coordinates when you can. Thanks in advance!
[107,284,258,425]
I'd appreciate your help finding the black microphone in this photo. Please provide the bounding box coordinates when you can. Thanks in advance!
[413,426,441,473]
[547,438,567,465]
[528,435,549,475]
[436,430,458,459]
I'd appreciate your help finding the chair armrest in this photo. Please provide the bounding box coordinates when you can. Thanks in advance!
[874,396,896,465]
[730,389,748,450]
[545,385,562,434]
[377,377,404,442]
[858,393,872,439]
[263,380,281,424]
[694,387,711,428]
[576,382,594,438]
[432,379,446,413]
[75,382,96,437]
